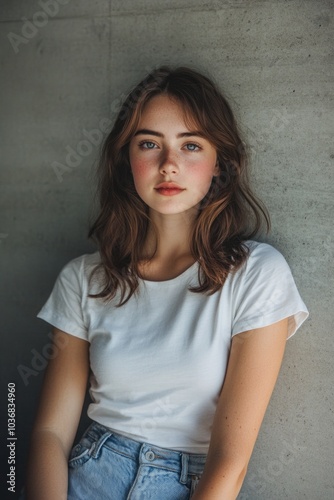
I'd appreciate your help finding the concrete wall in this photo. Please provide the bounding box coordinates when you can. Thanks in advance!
[1,1,333,498]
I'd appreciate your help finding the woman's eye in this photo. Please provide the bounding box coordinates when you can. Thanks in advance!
[185,143,200,151]
[139,141,156,149]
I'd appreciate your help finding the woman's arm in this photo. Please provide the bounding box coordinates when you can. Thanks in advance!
[25,328,90,500]
[192,317,289,500]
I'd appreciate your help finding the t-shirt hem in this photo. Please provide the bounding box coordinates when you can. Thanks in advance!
[88,420,209,454]
[232,307,309,339]
[36,312,89,341]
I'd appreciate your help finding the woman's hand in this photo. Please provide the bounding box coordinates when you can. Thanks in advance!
[191,465,246,499]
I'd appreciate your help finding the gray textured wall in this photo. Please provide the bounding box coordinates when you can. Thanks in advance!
[1,1,333,498]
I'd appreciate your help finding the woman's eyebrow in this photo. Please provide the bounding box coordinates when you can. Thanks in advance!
[133,128,205,138]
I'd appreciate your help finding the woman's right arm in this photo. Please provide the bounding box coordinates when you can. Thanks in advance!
[25,328,90,500]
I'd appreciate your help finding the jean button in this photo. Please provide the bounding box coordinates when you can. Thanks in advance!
[145,450,155,461]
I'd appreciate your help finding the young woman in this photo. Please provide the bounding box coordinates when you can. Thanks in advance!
[25,66,309,499]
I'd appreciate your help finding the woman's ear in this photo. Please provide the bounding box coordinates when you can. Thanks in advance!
[213,159,220,177]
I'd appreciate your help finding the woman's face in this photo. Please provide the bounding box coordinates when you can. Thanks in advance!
[129,94,219,217]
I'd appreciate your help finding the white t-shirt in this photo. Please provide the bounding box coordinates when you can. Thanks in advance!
[37,241,309,453]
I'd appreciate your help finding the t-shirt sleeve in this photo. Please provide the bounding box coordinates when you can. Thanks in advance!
[36,255,88,341]
[232,243,309,339]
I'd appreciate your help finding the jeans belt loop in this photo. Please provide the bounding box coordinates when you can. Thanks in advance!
[180,453,189,484]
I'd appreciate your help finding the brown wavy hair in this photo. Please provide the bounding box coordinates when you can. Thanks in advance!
[88,66,270,305]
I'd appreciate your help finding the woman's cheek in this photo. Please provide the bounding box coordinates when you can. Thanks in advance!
[131,158,151,177]
[187,159,213,177]
[131,159,156,191]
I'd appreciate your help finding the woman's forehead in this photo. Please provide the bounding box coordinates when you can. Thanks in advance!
[139,94,201,130]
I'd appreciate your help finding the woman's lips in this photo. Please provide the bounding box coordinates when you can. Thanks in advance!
[154,182,185,196]
[155,187,184,196]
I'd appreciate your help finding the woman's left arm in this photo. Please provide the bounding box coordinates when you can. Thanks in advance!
[192,317,289,500]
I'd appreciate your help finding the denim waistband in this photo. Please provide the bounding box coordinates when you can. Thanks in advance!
[83,421,207,483]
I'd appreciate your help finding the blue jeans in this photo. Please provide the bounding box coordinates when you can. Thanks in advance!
[68,421,207,499]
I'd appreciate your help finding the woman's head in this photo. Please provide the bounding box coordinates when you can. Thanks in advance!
[104,66,247,210]
[89,66,270,305]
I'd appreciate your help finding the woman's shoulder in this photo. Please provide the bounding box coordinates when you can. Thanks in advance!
[240,239,291,274]
[57,251,102,280]
[231,241,308,338]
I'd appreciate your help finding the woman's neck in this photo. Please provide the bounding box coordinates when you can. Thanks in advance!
[142,210,195,262]
[138,209,197,280]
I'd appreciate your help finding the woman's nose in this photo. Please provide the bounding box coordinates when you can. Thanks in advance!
[159,151,179,175]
